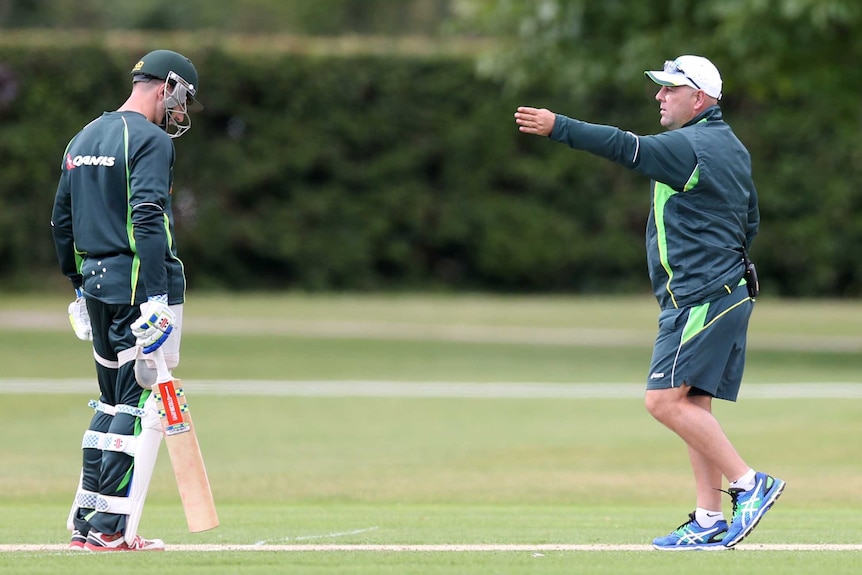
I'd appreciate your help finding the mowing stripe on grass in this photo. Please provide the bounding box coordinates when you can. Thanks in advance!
[0,380,861,398]
[3,311,862,352]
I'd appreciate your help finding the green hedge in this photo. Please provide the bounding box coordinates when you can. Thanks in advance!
[0,39,858,296]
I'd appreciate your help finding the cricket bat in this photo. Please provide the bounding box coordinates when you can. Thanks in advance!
[151,347,219,533]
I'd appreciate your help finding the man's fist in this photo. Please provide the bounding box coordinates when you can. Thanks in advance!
[132,297,176,353]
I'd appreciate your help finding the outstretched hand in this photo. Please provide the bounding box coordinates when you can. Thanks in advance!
[514,107,556,136]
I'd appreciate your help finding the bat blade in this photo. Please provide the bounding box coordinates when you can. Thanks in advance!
[154,377,219,532]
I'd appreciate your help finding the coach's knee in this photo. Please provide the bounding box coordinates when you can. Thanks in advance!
[644,388,676,424]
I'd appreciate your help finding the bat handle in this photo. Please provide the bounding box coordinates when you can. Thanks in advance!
[150,346,172,384]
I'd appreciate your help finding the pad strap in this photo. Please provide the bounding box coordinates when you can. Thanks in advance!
[96,494,133,515]
[81,430,137,454]
[82,430,104,449]
[73,489,98,510]
[88,399,146,418]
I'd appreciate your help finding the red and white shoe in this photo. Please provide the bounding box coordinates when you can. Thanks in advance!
[69,529,87,551]
[84,530,165,551]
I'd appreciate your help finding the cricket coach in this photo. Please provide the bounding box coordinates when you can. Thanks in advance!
[514,55,784,551]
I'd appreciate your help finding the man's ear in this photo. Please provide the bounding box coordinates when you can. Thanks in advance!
[155,81,167,103]
[694,89,711,112]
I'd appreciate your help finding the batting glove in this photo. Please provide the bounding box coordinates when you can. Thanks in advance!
[68,288,92,341]
[132,295,176,353]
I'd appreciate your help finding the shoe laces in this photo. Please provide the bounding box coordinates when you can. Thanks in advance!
[673,512,698,534]
[719,487,743,518]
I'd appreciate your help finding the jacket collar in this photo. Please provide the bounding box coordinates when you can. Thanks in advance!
[683,105,722,127]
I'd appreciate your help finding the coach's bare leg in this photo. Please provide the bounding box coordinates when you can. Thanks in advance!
[645,385,750,500]
[686,395,724,510]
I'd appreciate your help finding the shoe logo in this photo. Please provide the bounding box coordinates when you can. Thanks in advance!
[732,477,766,527]
[676,525,725,546]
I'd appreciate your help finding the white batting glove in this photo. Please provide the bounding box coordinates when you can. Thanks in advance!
[68,288,92,341]
[132,295,176,354]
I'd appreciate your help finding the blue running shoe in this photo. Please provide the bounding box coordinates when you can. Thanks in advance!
[724,472,786,548]
[652,512,729,551]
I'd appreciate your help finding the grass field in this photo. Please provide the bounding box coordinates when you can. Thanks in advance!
[0,293,860,573]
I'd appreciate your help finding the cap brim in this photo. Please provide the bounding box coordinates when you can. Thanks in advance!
[644,70,697,90]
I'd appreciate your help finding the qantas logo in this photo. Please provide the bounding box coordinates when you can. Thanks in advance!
[66,153,116,169]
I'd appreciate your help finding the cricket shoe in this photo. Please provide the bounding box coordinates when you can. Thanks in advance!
[724,472,785,547]
[84,530,165,552]
[652,512,729,551]
[68,529,87,551]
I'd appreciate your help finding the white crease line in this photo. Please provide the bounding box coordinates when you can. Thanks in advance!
[2,543,862,552]
[256,526,379,545]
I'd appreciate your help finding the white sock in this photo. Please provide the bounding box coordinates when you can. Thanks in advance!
[695,507,724,527]
[730,468,757,491]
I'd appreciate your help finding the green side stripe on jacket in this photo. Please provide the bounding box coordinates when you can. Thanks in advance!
[683,164,700,192]
[653,181,678,308]
[681,118,708,193]
[122,117,141,304]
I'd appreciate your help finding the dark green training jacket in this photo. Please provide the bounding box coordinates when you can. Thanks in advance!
[550,106,759,310]
[51,111,186,306]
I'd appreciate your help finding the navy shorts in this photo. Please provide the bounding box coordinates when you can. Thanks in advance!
[646,282,754,401]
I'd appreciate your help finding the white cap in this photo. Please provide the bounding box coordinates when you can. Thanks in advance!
[645,55,722,100]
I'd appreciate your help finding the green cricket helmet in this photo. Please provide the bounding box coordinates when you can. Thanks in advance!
[131,49,202,138]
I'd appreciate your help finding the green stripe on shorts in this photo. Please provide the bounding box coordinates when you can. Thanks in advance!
[681,302,709,345]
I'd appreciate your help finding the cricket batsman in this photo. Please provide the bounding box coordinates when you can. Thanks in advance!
[51,49,202,551]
